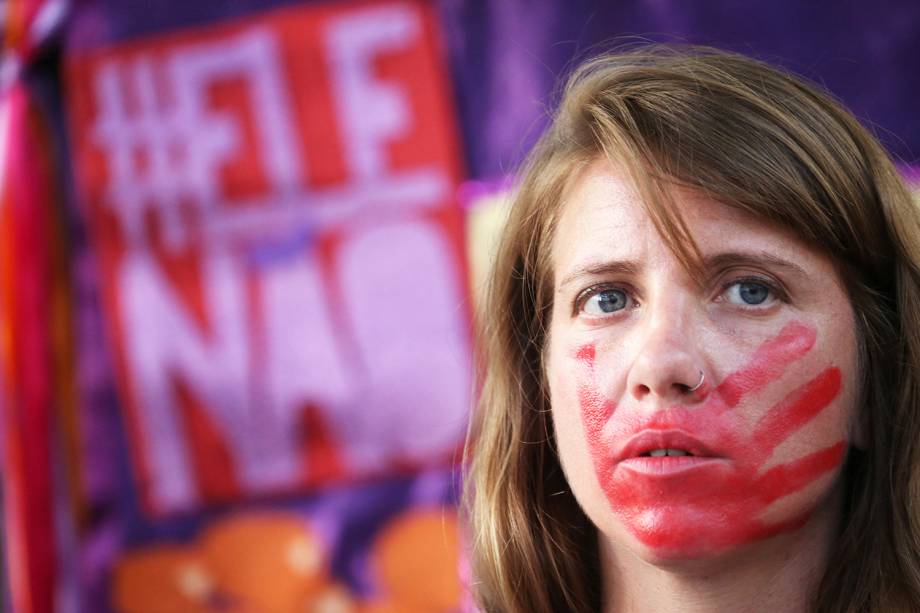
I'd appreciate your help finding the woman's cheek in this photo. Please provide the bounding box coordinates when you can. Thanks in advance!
[550,363,609,512]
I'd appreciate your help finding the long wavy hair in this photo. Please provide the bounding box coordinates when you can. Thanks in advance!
[463,45,920,612]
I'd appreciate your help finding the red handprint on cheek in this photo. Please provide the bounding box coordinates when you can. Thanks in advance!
[575,322,847,558]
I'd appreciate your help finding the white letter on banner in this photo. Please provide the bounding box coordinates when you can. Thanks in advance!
[261,253,352,477]
[170,27,304,201]
[324,4,417,181]
[331,220,471,470]
[121,251,318,512]
[120,252,248,512]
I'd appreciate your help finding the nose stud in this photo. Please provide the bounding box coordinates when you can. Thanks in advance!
[687,370,706,393]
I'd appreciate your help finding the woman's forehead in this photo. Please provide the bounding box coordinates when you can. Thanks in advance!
[551,160,823,283]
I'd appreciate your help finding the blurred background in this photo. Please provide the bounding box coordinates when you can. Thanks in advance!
[1,0,918,611]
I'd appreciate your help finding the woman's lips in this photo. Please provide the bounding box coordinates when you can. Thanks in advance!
[613,429,727,476]
[615,429,720,460]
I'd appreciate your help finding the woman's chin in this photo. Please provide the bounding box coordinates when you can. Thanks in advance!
[610,532,749,572]
[602,505,813,570]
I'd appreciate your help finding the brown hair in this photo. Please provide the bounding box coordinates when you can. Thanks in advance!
[464,45,920,612]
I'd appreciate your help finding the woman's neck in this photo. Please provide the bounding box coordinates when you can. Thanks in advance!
[601,496,840,613]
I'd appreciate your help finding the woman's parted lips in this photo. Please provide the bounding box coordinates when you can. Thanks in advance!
[613,429,722,463]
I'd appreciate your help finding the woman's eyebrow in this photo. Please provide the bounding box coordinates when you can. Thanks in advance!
[557,260,641,291]
[556,252,807,292]
[704,251,808,277]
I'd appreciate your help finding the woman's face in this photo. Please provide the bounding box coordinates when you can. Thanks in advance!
[545,159,859,563]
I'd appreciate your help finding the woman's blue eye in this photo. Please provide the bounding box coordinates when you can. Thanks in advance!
[726,281,772,306]
[583,288,629,314]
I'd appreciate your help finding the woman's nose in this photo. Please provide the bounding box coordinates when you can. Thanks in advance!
[626,300,708,405]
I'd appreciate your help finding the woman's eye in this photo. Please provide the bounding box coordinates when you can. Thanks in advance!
[724,281,774,306]
[582,288,630,315]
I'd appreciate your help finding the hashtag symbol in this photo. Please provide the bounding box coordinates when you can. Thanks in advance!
[92,55,237,250]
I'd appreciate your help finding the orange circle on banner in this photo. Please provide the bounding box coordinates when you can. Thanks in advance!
[200,512,328,610]
[370,508,462,610]
[112,545,214,613]
[302,583,359,613]
[359,601,428,613]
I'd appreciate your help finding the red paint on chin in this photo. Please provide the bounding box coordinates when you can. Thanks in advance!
[576,322,846,558]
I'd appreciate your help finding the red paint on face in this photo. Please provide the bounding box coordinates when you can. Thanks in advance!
[576,322,846,557]
[576,344,596,365]
[714,322,817,409]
